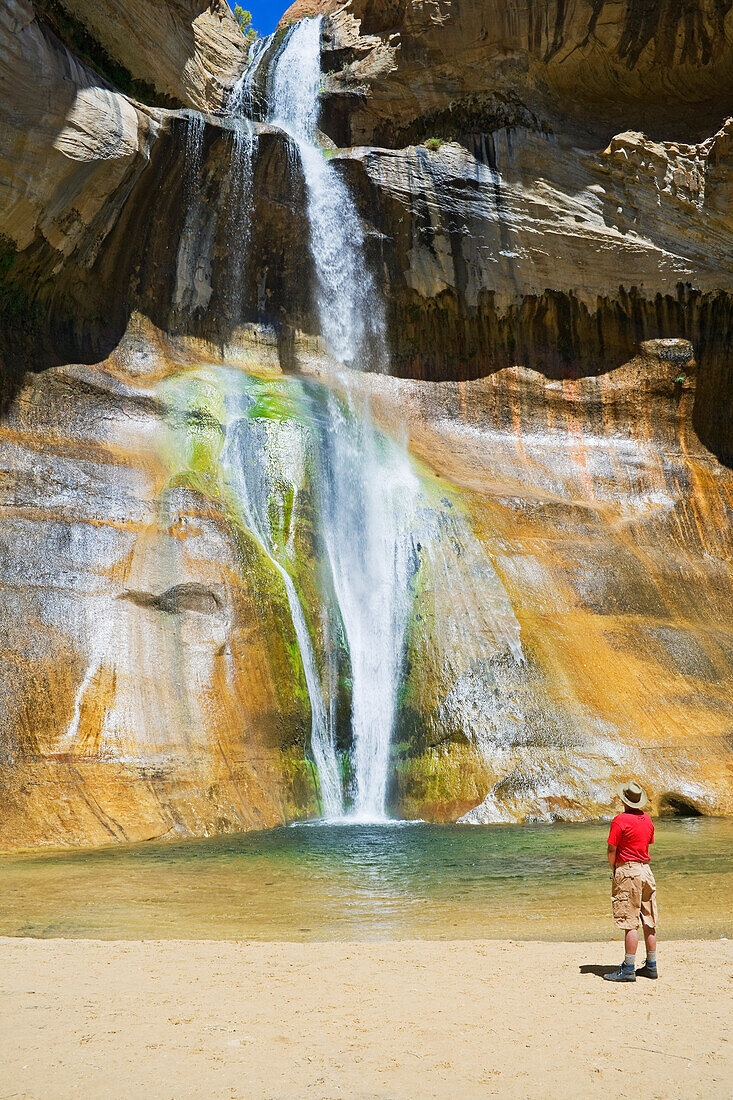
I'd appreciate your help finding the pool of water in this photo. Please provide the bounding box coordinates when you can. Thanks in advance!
[2,819,731,941]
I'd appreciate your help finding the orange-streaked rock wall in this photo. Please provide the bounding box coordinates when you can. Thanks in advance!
[0,332,319,850]
[307,337,733,822]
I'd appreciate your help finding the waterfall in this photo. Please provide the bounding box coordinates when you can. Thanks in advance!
[183,112,205,200]
[213,20,521,823]
[173,113,209,315]
[221,412,344,819]
[228,35,269,118]
[217,380,420,823]
[265,19,417,819]
[314,394,420,820]
[225,118,257,318]
[225,43,268,321]
[267,17,387,371]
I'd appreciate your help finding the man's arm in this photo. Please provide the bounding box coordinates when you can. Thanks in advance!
[607,843,617,871]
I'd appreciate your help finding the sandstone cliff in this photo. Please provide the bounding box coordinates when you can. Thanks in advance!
[0,323,327,849]
[0,0,731,845]
[276,1,733,461]
[6,2,731,456]
[0,2,160,284]
[44,0,245,109]
[312,0,733,145]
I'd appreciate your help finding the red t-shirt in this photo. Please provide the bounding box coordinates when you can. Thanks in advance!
[607,811,654,864]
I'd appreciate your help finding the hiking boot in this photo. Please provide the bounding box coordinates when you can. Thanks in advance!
[603,963,636,982]
[636,961,658,979]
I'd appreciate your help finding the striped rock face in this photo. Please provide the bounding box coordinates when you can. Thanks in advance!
[0,326,731,847]
[0,3,731,846]
[334,342,733,823]
[0,336,319,849]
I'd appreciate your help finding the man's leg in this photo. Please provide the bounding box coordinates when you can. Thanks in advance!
[637,925,658,979]
[604,928,638,981]
[637,869,659,978]
[604,870,639,981]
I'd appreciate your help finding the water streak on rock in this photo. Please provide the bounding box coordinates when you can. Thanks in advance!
[221,405,344,819]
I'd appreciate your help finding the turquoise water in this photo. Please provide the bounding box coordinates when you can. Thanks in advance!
[2,819,731,941]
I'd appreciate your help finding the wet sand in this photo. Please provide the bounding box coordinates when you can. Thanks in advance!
[1,937,730,1098]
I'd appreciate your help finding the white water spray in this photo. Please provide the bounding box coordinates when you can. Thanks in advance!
[268,17,387,370]
[228,35,269,118]
[265,21,417,819]
[314,395,420,820]
[183,112,205,199]
[225,118,257,315]
[225,45,268,320]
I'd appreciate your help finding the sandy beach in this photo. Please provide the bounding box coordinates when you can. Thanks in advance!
[0,937,730,1099]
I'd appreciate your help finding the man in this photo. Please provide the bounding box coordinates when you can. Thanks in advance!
[603,781,658,983]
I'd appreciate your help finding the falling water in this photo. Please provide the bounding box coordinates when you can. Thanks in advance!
[225,42,269,321]
[212,21,522,822]
[263,19,416,818]
[314,394,420,820]
[228,35,270,118]
[183,111,206,200]
[216,379,422,822]
[225,119,257,317]
[268,17,387,370]
[173,112,210,315]
[265,20,416,817]
[221,409,344,819]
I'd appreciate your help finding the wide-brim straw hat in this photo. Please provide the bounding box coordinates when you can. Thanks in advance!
[617,781,648,809]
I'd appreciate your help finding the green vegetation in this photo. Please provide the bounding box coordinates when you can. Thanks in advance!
[234,6,258,42]
[424,137,444,152]
[247,383,303,423]
[279,749,321,819]
[392,742,488,815]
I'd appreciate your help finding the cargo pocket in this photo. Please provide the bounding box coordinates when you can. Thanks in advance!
[612,868,633,894]
[611,869,634,927]
[611,890,631,921]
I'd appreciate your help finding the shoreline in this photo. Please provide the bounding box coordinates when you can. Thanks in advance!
[1,937,730,1098]
[2,818,731,944]
[4,813,733,858]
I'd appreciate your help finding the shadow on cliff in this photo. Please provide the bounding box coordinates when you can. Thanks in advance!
[0,116,314,415]
[383,283,733,467]
[1,106,731,467]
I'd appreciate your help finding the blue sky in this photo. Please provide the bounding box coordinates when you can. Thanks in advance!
[225,0,287,37]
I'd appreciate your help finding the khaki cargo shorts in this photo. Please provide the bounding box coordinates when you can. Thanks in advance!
[611,862,658,930]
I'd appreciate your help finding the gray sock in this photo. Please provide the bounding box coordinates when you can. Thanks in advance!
[624,953,636,969]
[646,950,657,965]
